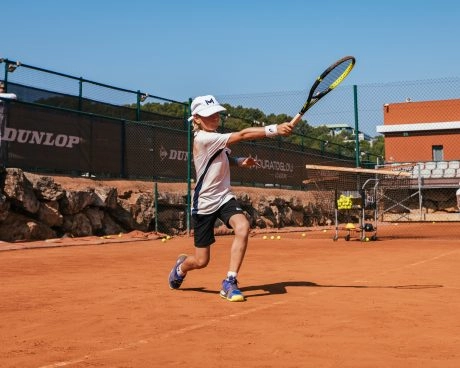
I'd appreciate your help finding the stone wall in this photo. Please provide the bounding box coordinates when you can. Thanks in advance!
[0,168,458,242]
[0,168,325,242]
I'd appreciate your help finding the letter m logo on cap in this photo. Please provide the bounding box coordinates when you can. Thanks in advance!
[205,98,215,105]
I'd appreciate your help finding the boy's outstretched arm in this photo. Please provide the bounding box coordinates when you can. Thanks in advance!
[226,122,293,146]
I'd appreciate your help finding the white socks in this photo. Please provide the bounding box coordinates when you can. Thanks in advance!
[227,271,237,279]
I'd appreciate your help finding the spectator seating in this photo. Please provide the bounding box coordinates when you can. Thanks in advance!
[443,168,457,178]
[448,160,460,169]
[410,161,460,179]
[430,168,444,178]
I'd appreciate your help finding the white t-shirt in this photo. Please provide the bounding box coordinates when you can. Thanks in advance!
[192,130,235,215]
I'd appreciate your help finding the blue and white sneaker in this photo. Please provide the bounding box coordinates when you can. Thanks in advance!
[168,254,187,290]
[220,276,245,302]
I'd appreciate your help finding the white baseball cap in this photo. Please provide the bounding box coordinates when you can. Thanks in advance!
[188,95,226,121]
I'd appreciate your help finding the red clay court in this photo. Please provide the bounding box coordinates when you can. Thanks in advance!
[0,222,459,368]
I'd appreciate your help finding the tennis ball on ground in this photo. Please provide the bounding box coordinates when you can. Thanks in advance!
[276,235,281,240]
[161,238,167,243]
[301,233,306,237]
[323,229,327,232]
[166,235,171,240]
[270,235,275,240]
[365,237,369,242]
[262,235,267,240]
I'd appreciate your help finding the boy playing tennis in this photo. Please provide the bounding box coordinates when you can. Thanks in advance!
[168,95,293,302]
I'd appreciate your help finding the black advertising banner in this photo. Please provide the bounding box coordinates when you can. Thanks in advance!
[4,103,122,175]
[3,102,348,185]
[125,123,189,180]
[229,142,305,187]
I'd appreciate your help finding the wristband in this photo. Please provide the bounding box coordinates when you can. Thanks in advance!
[265,124,278,137]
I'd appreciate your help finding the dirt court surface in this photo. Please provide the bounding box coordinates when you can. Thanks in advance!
[1,223,459,368]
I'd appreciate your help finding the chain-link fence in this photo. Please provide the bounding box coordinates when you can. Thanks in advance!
[0,57,188,124]
[218,77,460,222]
[2,57,460,223]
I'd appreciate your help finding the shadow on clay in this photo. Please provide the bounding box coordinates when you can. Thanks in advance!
[180,281,443,299]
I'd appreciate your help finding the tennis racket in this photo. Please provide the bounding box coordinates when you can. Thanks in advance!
[289,56,355,127]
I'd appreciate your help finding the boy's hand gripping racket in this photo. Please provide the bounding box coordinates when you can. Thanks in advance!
[289,56,355,127]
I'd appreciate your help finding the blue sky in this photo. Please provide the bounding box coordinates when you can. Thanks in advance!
[2,0,460,102]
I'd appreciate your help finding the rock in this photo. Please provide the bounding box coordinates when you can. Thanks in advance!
[37,200,64,227]
[0,193,10,222]
[0,212,56,242]
[3,168,40,214]
[59,189,94,215]
[102,213,125,235]
[63,213,93,237]
[84,207,105,233]
[92,187,118,209]
[26,174,65,201]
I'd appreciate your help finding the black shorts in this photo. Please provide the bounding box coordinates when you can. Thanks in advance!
[192,198,244,248]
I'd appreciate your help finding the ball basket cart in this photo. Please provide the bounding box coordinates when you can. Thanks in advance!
[303,165,413,242]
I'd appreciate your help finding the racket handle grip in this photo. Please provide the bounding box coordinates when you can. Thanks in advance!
[289,113,303,127]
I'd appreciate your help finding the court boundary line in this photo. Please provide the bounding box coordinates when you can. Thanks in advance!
[353,249,460,283]
[36,248,459,368]
[37,301,288,368]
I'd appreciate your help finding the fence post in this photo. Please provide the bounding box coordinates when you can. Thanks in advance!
[136,90,141,121]
[78,77,83,111]
[3,60,9,88]
[121,120,127,178]
[154,182,158,232]
[353,84,361,167]
[186,98,192,236]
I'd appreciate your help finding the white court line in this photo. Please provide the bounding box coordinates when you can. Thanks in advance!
[353,249,460,283]
[407,249,459,267]
[38,249,459,368]
[37,301,288,368]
